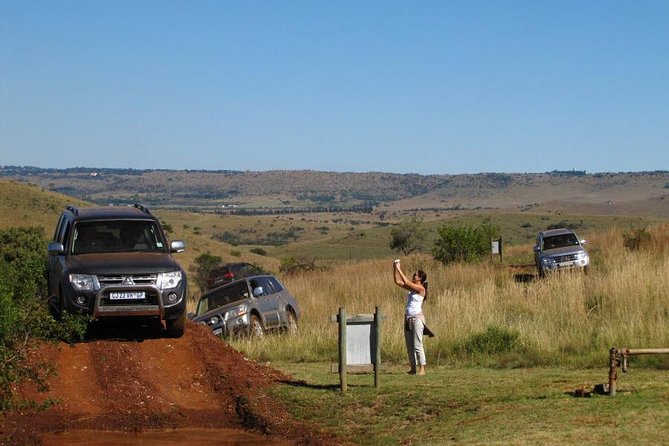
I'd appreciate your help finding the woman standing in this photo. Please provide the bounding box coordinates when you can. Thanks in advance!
[393,259,429,375]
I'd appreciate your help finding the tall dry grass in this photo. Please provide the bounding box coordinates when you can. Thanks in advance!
[231,223,669,367]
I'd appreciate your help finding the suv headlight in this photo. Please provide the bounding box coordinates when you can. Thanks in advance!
[225,305,248,320]
[576,252,589,264]
[207,315,222,326]
[69,274,98,292]
[541,257,555,266]
[157,271,183,290]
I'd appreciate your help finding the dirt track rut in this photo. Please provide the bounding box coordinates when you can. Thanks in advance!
[1,322,341,445]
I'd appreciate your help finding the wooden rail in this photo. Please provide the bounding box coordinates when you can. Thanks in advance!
[608,347,669,396]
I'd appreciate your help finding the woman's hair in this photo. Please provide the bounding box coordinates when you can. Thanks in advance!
[416,269,428,302]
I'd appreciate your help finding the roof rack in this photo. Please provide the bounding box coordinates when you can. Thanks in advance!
[132,203,152,215]
[66,205,79,216]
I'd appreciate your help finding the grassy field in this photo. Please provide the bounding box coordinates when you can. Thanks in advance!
[269,363,669,445]
[224,223,669,445]
[2,179,668,444]
[230,224,669,369]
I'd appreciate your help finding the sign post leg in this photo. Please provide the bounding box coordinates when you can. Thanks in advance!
[338,307,347,393]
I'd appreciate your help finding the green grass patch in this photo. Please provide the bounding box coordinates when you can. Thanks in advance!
[271,362,669,445]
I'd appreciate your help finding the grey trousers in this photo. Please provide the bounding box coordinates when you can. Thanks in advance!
[404,317,426,367]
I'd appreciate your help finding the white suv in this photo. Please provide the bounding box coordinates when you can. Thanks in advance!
[534,228,590,277]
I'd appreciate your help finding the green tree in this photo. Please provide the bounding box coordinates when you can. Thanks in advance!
[0,226,87,410]
[432,222,499,264]
[389,216,427,255]
[190,252,223,294]
[0,226,48,302]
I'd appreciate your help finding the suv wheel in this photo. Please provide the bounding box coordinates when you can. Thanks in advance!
[166,312,186,338]
[49,287,65,320]
[286,311,298,335]
[249,315,265,338]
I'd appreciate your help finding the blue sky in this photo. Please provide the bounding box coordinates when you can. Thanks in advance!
[1,1,667,175]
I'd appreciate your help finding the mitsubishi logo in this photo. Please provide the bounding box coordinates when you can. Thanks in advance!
[122,277,135,285]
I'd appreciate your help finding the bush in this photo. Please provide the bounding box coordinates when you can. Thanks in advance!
[432,223,499,264]
[0,227,88,411]
[623,227,652,251]
[461,325,520,354]
[0,226,48,303]
[389,216,427,255]
[279,256,324,275]
[0,227,50,409]
[190,252,223,294]
[250,247,267,256]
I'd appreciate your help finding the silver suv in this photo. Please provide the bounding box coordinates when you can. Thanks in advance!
[190,275,300,338]
[534,228,590,277]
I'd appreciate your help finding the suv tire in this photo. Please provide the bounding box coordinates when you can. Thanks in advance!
[166,312,186,338]
[249,315,265,338]
[286,311,298,335]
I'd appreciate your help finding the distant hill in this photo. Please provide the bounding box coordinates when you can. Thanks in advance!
[1,166,668,217]
[0,179,87,231]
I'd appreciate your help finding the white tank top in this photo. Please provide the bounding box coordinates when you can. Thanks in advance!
[405,291,424,317]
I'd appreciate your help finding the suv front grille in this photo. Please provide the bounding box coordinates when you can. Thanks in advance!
[553,254,579,263]
[97,274,160,307]
[98,274,157,286]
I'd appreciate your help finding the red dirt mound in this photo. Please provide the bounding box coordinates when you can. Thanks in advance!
[1,321,343,445]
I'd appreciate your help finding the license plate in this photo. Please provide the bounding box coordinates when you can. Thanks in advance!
[109,291,145,300]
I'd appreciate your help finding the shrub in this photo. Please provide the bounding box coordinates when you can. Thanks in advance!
[461,325,520,354]
[190,252,223,294]
[0,226,48,303]
[279,256,323,275]
[0,226,90,410]
[623,227,652,251]
[389,216,427,255]
[432,223,499,264]
[250,247,267,256]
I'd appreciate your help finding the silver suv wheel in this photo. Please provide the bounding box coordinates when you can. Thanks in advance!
[250,315,265,338]
[286,311,298,335]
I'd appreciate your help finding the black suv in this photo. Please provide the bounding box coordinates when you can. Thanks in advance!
[47,204,188,337]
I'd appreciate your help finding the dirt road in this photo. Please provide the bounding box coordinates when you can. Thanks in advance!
[1,321,341,445]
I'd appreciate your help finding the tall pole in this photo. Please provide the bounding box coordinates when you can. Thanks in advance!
[338,307,347,393]
[374,306,382,388]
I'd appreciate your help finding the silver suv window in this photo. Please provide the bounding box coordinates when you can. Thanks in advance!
[249,276,274,296]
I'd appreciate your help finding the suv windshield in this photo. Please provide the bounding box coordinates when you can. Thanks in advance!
[72,220,167,254]
[542,233,580,250]
[196,282,249,316]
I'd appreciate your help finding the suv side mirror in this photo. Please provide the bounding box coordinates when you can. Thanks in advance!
[48,242,65,254]
[170,240,185,253]
[580,239,587,245]
[533,246,541,253]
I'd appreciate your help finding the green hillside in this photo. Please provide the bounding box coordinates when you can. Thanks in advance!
[1,178,664,275]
